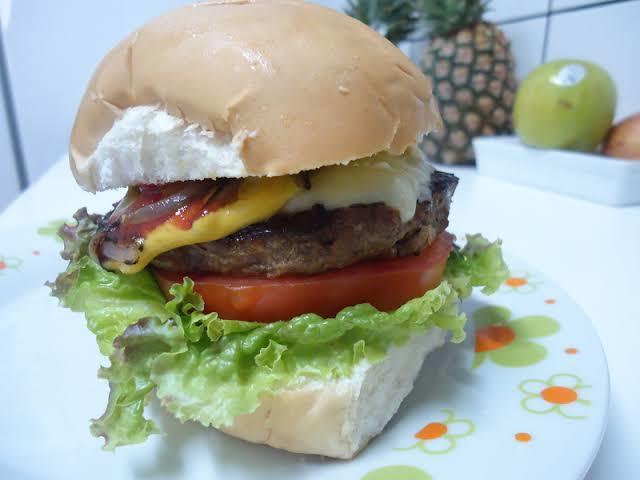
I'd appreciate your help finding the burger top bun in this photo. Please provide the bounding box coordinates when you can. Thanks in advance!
[70,0,441,192]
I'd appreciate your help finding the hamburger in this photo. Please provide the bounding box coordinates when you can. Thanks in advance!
[50,0,508,459]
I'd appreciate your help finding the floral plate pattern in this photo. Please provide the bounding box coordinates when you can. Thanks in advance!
[0,225,608,480]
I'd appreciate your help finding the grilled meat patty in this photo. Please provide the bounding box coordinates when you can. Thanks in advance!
[151,171,458,277]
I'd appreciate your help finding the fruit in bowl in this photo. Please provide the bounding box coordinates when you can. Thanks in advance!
[513,59,616,152]
[603,113,640,160]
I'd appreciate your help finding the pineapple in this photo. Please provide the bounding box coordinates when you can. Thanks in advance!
[345,0,418,44]
[419,0,516,165]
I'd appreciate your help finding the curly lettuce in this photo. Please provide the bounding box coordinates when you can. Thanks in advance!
[50,209,508,450]
[444,233,510,298]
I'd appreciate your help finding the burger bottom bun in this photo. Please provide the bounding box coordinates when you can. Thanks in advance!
[220,327,447,458]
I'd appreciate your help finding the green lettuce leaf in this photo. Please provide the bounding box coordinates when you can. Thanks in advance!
[445,233,510,297]
[91,316,185,449]
[50,209,171,355]
[150,279,463,429]
[58,208,102,262]
[53,256,171,356]
[49,211,507,450]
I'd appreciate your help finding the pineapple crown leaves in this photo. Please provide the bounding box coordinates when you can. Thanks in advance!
[345,0,419,45]
[419,0,489,37]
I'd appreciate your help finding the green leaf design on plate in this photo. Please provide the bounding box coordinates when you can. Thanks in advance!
[519,373,591,419]
[0,255,22,275]
[37,219,68,243]
[473,306,559,368]
[362,465,432,480]
[395,409,474,456]
[489,339,547,367]
[474,305,511,327]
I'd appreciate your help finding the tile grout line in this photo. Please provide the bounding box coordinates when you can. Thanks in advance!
[0,25,27,190]
[551,0,634,17]
[402,0,633,42]
[494,0,632,28]
[497,12,548,26]
[541,0,553,63]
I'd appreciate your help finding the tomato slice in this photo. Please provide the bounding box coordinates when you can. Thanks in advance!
[153,232,454,323]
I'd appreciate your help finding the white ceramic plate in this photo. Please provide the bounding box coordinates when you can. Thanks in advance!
[0,224,608,480]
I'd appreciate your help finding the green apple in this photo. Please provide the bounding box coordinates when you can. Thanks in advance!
[514,59,616,152]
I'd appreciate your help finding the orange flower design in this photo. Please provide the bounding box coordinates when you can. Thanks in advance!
[473,306,559,368]
[501,271,541,294]
[0,255,22,275]
[396,409,474,455]
[515,432,532,442]
[520,374,591,419]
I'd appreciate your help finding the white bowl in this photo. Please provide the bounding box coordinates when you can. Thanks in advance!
[474,136,640,206]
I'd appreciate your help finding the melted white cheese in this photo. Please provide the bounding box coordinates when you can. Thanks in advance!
[282,146,433,222]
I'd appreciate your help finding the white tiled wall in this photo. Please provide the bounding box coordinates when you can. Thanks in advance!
[2,0,195,187]
[313,0,346,11]
[485,0,548,22]
[499,17,547,81]
[0,0,342,194]
[546,0,640,120]
[551,0,604,9]
[0,0,638,210]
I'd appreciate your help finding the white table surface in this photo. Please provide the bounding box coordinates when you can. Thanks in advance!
[1,157,639,480]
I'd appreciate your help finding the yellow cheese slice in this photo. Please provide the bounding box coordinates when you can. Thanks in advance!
[105,176,300,274]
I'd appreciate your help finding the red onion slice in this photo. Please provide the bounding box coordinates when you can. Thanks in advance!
[115,181,218,226]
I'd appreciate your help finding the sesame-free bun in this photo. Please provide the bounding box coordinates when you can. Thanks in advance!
[70,0,441,192]
[220,327,447,458]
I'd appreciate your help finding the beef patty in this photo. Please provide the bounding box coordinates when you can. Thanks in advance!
[151,171,458,277]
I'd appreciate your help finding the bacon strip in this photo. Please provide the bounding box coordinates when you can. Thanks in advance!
[90,180,239,268]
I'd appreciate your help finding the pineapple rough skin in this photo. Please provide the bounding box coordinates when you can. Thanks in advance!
[421,20,517,165]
